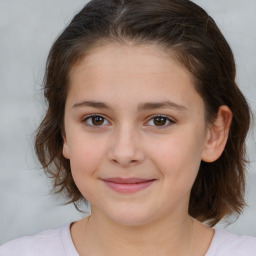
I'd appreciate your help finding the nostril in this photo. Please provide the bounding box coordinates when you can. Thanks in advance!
[111,158,139,167]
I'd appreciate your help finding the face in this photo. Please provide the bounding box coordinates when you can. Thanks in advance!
[63,44,210,226]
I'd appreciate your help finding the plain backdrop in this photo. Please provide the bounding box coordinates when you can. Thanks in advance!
[0,0,256,245]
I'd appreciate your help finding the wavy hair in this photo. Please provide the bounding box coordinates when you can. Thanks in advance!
[35,0,252,226]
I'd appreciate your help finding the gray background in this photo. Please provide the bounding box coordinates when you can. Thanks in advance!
[0,0,255,245]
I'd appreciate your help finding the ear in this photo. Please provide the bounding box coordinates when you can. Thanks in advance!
[201,105,232,162]
[62,131,70,159]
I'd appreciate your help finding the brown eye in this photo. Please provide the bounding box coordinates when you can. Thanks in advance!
[91,116,104,125]
[146,115,175,128]
[153,116,167,126]
[83,115,110,127]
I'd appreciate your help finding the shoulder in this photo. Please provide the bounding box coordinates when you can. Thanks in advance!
[206,229,256,256]
[0,224,77,256]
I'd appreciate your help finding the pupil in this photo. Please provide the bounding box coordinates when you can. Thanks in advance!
[154,117,166,126]
[92,116,104,125]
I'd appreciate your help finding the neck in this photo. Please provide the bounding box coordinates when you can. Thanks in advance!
[76,208,194,256]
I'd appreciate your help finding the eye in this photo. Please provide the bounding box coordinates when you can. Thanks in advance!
[83,114,110,127]
[146,115,175,128]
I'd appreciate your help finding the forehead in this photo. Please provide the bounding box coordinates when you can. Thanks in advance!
[70,43,189,79]
[67,44,204,114]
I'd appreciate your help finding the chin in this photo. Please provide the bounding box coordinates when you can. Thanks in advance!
[106,206,157,227]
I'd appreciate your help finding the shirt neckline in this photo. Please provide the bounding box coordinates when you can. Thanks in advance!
[60,223,79,256]
[62,222,219,256]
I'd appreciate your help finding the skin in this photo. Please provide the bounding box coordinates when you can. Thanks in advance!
[62,44,232,256]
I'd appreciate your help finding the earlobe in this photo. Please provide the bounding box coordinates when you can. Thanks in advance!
[201,105,233,163]
[62,132,70,159]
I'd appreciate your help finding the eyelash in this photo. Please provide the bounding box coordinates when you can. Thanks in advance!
[82,114,175,129]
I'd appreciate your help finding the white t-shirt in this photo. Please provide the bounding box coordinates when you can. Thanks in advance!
[0,224,256,256]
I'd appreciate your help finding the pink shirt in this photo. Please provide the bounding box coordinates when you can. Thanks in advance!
[1,224,256,255]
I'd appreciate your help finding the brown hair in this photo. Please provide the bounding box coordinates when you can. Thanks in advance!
[35,0,252,227]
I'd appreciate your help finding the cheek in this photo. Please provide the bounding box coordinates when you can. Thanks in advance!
[150,130,204,188]
[68,137,105,195]
[68,133,104,168]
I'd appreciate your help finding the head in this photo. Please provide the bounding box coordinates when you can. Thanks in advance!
[35,0,251,227]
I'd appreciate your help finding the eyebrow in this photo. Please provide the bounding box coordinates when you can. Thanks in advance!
[72,100,188,112]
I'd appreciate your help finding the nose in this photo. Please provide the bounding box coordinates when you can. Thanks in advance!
[107,125,145,168]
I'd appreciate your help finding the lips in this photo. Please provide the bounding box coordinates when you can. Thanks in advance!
[101,177,156,193]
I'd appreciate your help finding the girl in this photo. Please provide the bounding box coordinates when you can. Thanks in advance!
[1,0,255,255]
